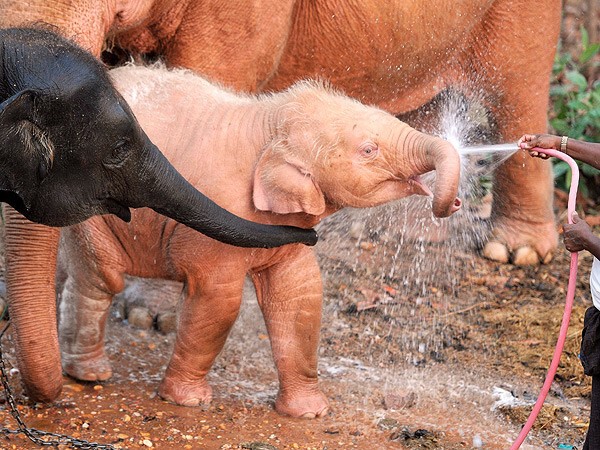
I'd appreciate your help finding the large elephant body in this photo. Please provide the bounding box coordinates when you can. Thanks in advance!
[0,0,560,402]
[108,0,561,265]
[58,64,461,418]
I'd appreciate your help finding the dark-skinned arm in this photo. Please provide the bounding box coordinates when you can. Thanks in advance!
[563,212,600,259]
[518,134,600,169]
[562,139,600,169]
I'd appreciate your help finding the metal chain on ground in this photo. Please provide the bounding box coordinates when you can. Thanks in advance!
[0,322,118,449]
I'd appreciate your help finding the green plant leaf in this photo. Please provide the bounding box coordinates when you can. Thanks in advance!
[581,27,590,49]
[566,70,588,90]
[549,118,570,135]
[553,161,570,178]
[581,163,600,177]
[566,98,589,111]
[580,43,600,64]
[550,85,570,97]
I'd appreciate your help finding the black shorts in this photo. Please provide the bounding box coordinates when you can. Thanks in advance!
[581,306,600,376]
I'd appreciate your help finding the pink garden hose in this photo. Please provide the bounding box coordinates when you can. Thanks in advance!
[510,147,580,449]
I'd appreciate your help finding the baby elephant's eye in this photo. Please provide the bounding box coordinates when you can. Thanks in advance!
[359,143,379,158]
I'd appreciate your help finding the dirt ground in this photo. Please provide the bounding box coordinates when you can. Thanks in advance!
[0,189,594,450]
[0,3,598,450]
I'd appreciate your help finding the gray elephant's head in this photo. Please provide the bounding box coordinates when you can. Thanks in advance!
[0,27,317,247]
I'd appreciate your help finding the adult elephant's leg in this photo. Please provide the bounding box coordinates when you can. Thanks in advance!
[470,0,561,265]
[251,247,328,418]
[117,278,183,332]
[2,206,63,401]
[158,265,246,407]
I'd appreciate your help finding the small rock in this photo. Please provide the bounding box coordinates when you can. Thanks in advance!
[127,307,153,330]
[384,390,417,410]
[390,428,438,447]
[377,418,400,430]
[241,442,278,450]
[349,221,364,239]
[156,311,177,334]
[359,241,376,251]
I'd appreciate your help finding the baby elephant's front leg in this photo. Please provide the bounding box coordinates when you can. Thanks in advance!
[159,276,245,407]
[252,248,329,418]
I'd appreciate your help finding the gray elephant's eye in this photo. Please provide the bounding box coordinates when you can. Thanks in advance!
[105,139,130,167]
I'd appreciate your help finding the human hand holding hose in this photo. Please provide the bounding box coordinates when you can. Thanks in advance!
[518,133,564,159]
[519,133,600,169]
[563,212,597,253]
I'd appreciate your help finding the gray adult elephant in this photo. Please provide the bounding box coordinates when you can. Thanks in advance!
[0,0,561,402]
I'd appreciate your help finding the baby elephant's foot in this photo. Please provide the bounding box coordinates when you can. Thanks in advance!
[158,377,213,407]
[275,387,329,418]
[62,350,112,382]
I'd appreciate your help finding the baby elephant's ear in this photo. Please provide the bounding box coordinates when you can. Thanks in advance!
[0,90,36,123]
[253,145,326,216]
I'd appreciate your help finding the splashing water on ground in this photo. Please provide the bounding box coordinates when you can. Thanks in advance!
[312,91,552,446]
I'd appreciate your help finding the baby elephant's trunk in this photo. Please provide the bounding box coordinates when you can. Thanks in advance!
[403,129,462,218]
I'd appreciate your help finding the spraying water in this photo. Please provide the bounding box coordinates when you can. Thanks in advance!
[313,90,550,446]
[458,143,519,156]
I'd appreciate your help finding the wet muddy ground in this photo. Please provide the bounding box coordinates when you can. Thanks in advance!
[0,195,593,450]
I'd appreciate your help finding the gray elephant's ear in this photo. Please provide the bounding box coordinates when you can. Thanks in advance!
[0,90,36,123]
[253,145,326,216]
[0,90,54,180]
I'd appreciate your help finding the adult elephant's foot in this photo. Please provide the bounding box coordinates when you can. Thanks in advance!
[482,218,557,266]
[158,377,213,407]
[62,350,112,382]
[275,387,329,418]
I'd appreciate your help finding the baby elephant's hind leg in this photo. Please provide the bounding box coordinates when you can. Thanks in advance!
[59,274,120,382]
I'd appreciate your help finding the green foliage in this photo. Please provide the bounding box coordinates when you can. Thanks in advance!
[550,27,600,197]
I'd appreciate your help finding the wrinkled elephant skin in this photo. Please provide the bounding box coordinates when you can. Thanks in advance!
[58,65,461,418]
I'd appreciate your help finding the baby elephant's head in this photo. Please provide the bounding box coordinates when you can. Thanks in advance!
[253,81,462,218]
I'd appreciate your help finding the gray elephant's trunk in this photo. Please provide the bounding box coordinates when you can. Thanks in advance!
[403,129,462,218]
[128,144,318,247]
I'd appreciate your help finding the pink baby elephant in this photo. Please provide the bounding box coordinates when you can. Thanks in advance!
[58,64,461,418]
